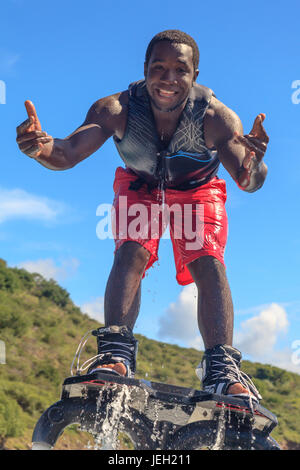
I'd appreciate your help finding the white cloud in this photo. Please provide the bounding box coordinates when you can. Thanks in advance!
[158,289,299,372]
[234,303,289,357]
[0,187,67,224]
[236,303,279,317]
[158,284,204,349]
[233,303,300,373]
[81,297,105,323]
[18,257,80,282]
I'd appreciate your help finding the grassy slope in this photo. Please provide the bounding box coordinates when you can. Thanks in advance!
[0,259,300,450]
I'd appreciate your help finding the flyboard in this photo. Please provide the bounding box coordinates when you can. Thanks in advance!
[32,371,281,450]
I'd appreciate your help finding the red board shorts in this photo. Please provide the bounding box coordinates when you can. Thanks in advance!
[112,167,228,286]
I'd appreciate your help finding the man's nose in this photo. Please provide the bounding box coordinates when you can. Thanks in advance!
[160,69,177,83]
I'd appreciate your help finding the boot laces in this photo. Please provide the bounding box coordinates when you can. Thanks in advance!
[202,349,262,405]
[70,330,134,376]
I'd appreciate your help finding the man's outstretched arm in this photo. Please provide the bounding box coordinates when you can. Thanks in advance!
[206,98,269,193]
[16,94,125,170]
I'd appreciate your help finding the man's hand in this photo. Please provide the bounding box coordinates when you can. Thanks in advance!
[16,101,54,159]
[234,113,269,189]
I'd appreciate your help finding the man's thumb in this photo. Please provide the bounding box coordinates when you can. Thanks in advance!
[24,100,42,131]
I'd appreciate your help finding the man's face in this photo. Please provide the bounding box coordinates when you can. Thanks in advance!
[144,41,199,113]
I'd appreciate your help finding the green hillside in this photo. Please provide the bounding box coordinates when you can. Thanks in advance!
[0,258,300,450]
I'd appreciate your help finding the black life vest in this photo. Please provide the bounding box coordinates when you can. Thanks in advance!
[113,80,220,190]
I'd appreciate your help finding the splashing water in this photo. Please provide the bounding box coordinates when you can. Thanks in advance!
[92,384,133,450]
[157,178,166,209]
[150,400,161,444]
[211,403,226,450]
[81,381,169,451]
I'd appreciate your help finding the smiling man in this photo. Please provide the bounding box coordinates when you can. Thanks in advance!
[16,30,269,402]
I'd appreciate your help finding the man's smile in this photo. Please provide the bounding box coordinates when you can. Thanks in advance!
[156,88,178,98]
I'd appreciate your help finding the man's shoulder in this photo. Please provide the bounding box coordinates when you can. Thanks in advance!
[204,96,243,147]
[93,90,129,118]
[85,90,129,135]
[206,95,230,116]
[206,96,242,130]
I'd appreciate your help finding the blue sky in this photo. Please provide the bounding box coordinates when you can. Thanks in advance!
[1,0,300,374]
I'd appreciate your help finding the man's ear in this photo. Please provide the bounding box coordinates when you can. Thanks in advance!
[144,62,148,78]
[193,68,199,83]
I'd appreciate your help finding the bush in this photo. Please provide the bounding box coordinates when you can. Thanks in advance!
[0,264,34,293]
[0,392,24,438]
[34,362,62,387]
[0,268,21,293]
[11,268,35,291]
[0,307,32,336]
[35,279,70,308]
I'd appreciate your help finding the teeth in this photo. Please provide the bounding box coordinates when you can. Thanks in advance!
[159,89,175,96]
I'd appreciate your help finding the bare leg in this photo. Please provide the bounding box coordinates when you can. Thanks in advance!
[187,256,258,396]
[187,256,234,349]
[104,241,150,330]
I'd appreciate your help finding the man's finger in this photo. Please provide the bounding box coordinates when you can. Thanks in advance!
[238,152,257,188]
[25,143,43,158]
[235,134,267,158]
[250,113,269,143]
[250,114,263,136]
[17,130,47,143]
[24,100,42,131]
[235,135,265,159]
[18,137,51,152]
[16,117,34,135]
[258,121,269,143]
[238,167,251,188]
[242,135,268,151]
[243,151,256,170]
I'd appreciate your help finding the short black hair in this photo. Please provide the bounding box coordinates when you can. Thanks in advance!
[145,30,200,71]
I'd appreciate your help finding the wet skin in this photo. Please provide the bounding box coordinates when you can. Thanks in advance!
[16,41,269,396]
[145,42,197,111]
[16,42,269,190]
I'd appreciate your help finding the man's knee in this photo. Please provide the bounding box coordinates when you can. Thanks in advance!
[115,241,150,273]
[187,255,226,285]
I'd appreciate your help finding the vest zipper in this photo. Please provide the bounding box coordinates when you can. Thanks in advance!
[156,150,167,190]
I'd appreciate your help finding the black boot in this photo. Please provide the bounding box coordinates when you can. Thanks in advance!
[196,344,262,402]
[87,325,138,378]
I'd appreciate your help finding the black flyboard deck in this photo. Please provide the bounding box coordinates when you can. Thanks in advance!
[32,371,281,450]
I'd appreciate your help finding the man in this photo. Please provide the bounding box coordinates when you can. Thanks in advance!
[17,30,269,402]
